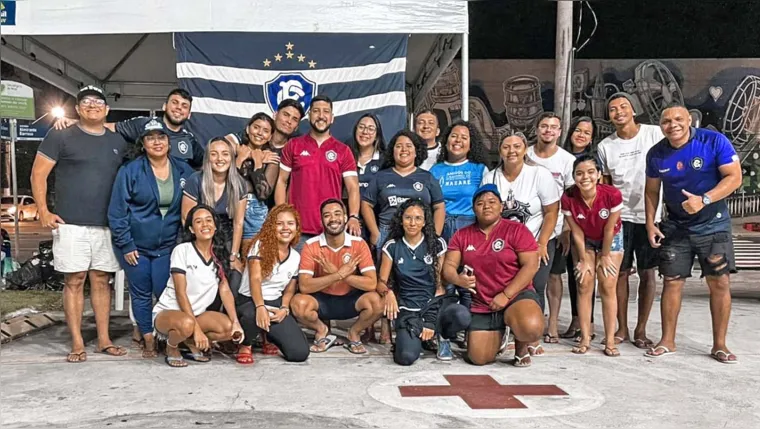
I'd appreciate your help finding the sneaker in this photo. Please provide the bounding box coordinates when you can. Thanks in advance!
[437,337,453,361]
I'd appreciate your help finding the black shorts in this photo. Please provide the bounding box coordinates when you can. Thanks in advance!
[468,289,541,332]
[313,289,363,320]
[550,240,567,275]
[621,221,659,271]
[658,222,736,279]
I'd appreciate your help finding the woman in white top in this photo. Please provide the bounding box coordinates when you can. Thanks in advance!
[153,204,244,367]
[235,204,310,364]
[481,132,559,356]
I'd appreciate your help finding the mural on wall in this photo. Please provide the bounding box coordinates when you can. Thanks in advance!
[417,59,760,193]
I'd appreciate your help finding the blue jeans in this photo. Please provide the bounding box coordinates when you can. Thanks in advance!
[375,224,392,262]
[243,195,269,239]
[115,248,171,335]
[442,214,476,243]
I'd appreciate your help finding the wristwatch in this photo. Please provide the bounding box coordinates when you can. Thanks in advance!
[702,195,712,206]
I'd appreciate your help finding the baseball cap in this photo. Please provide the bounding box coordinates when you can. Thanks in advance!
[141,118,169,138]
[472,184,502,206]
[76,85,107,104]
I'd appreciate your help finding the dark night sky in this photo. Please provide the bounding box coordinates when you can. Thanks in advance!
[469,0,760,59]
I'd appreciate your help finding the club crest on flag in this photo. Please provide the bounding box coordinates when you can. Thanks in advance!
[264,73,317,114]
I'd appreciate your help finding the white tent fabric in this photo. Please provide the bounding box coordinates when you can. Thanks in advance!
[2,0,468,35]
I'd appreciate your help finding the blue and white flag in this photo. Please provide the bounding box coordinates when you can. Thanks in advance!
[175,33,408,146]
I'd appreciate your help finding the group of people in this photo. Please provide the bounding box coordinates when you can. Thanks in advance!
[31,83,740,368]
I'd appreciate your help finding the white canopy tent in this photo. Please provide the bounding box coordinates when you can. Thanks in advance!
[1,0,470,118]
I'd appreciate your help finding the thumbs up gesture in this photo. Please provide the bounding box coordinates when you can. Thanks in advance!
[681,189,705,214]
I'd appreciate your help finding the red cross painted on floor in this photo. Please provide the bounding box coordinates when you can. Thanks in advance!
[398,375,568,409]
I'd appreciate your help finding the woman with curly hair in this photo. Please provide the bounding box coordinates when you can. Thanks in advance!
[377,199,471,365]
[362,130,445,260]
[234,204,310,364]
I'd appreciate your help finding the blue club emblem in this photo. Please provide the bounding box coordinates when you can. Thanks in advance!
[264,73,317,113]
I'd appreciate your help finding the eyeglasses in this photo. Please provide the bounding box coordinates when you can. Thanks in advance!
[357,124,377,133]
[80,98,106,107]
[144,135,168,144]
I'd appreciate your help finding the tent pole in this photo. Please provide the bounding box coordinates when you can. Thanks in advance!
[554,0,573,134]
[10,119,20,261]
[461,32,469,121]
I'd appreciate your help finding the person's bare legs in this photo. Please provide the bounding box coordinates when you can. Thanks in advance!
[348,292,383,343]
[633,268,656,347]
[574,249,596,353]
[705,272,734,359]
[291,294,329,341]
[546,273,563,341]
[155,310,196,367]
[195,311,234,343]
[467,330,501,365]
[614,272,630,342]
[650,277,684,355]
[88,270,125,355]
[599,253,624,356]
[63,272,87,362]
[506,299,545,366]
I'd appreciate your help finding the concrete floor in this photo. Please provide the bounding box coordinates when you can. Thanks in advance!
[1,273,759,428]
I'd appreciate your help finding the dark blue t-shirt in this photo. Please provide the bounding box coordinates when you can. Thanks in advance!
[116,116,204,168]
[182,171,246,222]
[358,153,382,200]
[382,237,447,309]
[363,168,445,227]
[645,127,738,234]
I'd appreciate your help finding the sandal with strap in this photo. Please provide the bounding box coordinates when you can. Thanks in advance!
[572,344,590,355]
[544,334,559,344]
[604,346,621,357]
[96,345,128,357]
[310,334,337,353]
[66,351,87,363]
[344,341,367,354]
[513,353,532,367]
[165,356,188,368]
[527,344,544,356]
[711,350,738,365]
[236,347,255,365]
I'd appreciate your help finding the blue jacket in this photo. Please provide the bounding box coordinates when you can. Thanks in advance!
[108,156,194,256]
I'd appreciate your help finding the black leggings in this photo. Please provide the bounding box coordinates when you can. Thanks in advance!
[236,296,310,362]
[394,303,471,366]
[567,251,595,323]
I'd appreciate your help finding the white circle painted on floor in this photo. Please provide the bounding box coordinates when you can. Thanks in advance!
[367,369,605,419]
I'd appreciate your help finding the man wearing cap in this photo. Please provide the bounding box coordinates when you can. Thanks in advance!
[596,93,664,350]
[32,86,129,363]
[55,88,205,168]
[108,119,195,358]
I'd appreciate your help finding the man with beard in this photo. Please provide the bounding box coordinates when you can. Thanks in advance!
[275,95,361,250]
[597,93,664,349]
[54,89,205,168]
[645,103,741,364]
[291,199,382,354]
[525,113,575,344]
[415,109,441,171]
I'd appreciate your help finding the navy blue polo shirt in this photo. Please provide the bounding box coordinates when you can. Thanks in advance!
[363,168,444,227]
[382,236,447,309]
[116,116,205,168]
[358,152,382,200]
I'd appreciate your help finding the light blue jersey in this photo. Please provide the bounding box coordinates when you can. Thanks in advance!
[430,160,489,217]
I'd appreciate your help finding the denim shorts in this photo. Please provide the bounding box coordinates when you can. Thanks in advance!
[585,228,624,253]
[243,194,269,239]
[442,215,476,243]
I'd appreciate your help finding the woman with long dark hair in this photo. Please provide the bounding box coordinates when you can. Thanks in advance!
[153,204,244,367]
[346,113,385,200]
[235,204,310,364]
[377,199,471,365]
[560,116,598,340]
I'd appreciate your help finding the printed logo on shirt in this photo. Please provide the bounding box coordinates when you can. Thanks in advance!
[413,182,424,192]
[492,239,505,252]
[187,264,198,271]
[398,257,405,265]
[423,254,433,265]
[300,150,311,156]
[386,184,396,188]
[388,196,409,207]
[577,213,586,220]
[658,168,670,173]
[342,253,352,264]
[465,245,476,252]
[599,209,610,219]
[676,161,685,171]
[326,150,338,162]
[180,178,186,189]
[691,157,704,170]
[178,141,189,154]
[371,165,379,173]
[112,148,119,155]
[732,154,740,162]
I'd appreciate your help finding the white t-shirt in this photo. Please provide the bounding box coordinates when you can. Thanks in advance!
[597,124,664,224]
[154,242,220,316]
[481,164,560,239]
[239,240,300,301]
[526,145,576,236]
[420,143,441,171]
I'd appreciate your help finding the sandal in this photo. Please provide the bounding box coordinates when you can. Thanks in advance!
[165,356,188,368]
[513,353,532,367]
[131,337,145,349]
[181,350,211,363]
[544,334,559,344]
[66,351,87,363]
[572,344,589,355]
[601,336,625,346]
[527,344,544,356]
[560,328,580,339]
[262,343,280,355]
[574,333,596,343]
[710,350,738,365]
[644,345,676,358]
[632,338,655,349]
[142,348,158,359]
[310,334,337,353]
[236,347,255,365]
[361,326,376,344]
[604,346,621,357]
[344,341,367,354]
[96,345,127,357]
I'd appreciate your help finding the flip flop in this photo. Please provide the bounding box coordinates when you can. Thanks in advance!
[604,346,621,357]
[310,334,337,353]
[572,344,589,355]
[96,345,127,357]
[632,338,655,349]
[344,340,367,354]
[574,333,596,343]
[66,351,87,363]
[165,356,188,368]
[601,336,625,346]
[560,328,580,339]
[181,350,211,362]
[496,327,511,357]
[543,334,559,344]
[513,353,532,367]
[527,344,544,356]
[141,348,158,359]
[710,350,738,365]
[644,345,676,358]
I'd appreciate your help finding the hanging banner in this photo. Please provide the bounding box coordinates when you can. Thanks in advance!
[0,1,16,26]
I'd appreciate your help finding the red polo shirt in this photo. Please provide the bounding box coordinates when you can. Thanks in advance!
[560,184,623,241]
[448,219,538,314]
[280,134,357,235]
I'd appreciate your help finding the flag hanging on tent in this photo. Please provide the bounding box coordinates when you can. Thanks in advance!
[174,32,408,147]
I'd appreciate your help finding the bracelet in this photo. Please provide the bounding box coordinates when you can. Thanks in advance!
[502,291,512,301]
[279,306,290,315]
[255,304,266,309]
[349,214,360,221]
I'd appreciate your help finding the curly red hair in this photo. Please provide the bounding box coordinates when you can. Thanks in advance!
[251,204,302,279]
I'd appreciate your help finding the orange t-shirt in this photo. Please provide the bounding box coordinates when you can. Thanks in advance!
[299,233,375,296]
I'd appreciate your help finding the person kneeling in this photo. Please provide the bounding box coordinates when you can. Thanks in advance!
[235,204,310,364]
[443,184,544,367]
[378,199,471,365]
[291,199,382,354]
[153,205,244,367]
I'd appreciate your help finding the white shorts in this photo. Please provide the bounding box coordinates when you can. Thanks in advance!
[52,224,120,273]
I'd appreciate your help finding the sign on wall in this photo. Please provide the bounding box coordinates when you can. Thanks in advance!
[0,81,35,120]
